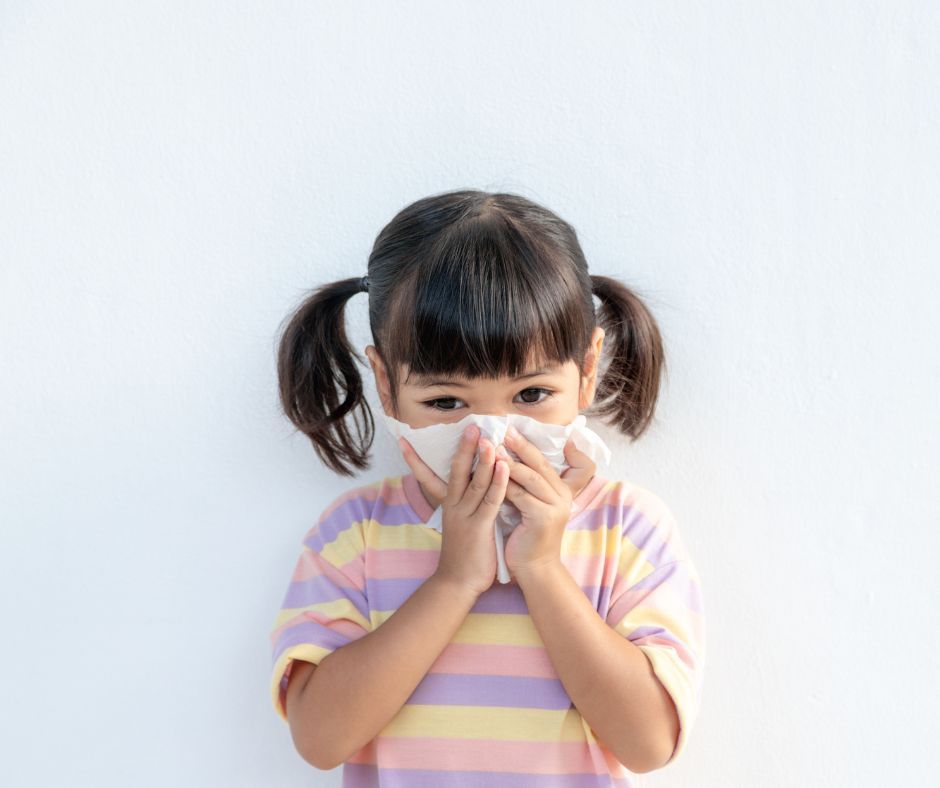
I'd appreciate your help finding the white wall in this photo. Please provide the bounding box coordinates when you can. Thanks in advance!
[1,2,937,785]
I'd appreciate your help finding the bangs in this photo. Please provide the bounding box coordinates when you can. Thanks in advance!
[381,212,591,385]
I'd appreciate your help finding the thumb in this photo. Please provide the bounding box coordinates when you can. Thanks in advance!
[559,438,596,489]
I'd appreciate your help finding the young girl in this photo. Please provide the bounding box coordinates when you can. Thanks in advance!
[268,189,705,786]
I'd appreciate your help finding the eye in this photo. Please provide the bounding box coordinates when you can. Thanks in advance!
[421,387,554,411]
[516,387,554,405]
[420,396,466,411]
[419,388,554,411]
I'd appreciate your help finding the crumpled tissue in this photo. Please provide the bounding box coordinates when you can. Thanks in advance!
[380,411,612,584]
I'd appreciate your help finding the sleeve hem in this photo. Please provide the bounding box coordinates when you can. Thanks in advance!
[635,643,698,767]
[270,643,335,722]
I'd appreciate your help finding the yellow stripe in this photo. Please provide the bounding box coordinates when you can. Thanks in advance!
[372,522,442,548]
[379,704,589,741]
[315,526,365,567]
[612,543,658,588]
[610,601,704,644]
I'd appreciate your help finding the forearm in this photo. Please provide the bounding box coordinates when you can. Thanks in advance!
[297,572,479,770]
[514,560,679,774]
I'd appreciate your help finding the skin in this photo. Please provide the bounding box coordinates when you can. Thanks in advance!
[363,325,607,510]
[360,325,681,772]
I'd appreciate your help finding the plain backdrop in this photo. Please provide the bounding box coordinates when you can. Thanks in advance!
[1,2,938,786]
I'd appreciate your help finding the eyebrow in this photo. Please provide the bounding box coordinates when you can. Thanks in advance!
[412,368,557,388]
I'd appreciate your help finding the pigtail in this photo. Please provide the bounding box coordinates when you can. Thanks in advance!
[276,277,374,476]
[588,274,666,439]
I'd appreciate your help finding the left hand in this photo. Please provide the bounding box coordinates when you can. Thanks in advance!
[499,425,597,580]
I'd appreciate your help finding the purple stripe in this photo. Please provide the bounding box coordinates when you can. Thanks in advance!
[310,498,431,542]
[373,500,443,527]
[279,556,700,640]
[405,672,571,710]
[343,764,635,787]
[281,571,369,620]
[616,505,679,566]
[363,567,701,618]
[618,561,705,614]
[271,619,364,665]
[314,496,682,576]
[567,503,684,569]
[626,624,679,642]
[364,576,615,618]
[304,502,367,552]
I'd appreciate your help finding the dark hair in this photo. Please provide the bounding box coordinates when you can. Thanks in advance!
[276,188,665,476]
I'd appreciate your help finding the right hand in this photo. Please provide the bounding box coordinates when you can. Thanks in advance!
[399,424,510,597]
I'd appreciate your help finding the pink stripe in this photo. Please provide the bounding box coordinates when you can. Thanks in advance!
[291,548,319,580]
[347,736,624,776]
[401,472,434,521]
[428,643,559,679]
[366,545,619,581]
[291,545,365,588]
[367,547,440,578]
[289,544,365,591]
[561,551,619,581]
[269,610,365,644]
[633,634,696,668]
[318,481,382,521]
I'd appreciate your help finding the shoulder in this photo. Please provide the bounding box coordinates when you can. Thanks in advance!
[301,474,407,547]
[600,477,693,567]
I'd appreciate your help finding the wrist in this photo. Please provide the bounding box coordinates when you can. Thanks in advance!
[511,557,566,588]
[429,571,483,603]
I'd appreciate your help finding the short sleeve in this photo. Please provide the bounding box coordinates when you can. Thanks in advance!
[604,503,706,767]
[269,492,373,722]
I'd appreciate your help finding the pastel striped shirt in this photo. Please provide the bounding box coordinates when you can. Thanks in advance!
[269,472,705,786]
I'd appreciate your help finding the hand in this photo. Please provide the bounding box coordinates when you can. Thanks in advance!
[499,426,597,580]
[398,424,510,597]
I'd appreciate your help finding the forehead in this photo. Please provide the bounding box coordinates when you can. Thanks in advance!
[404,359,569,388]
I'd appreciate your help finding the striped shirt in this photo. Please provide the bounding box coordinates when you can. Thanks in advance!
[269,472,705,786]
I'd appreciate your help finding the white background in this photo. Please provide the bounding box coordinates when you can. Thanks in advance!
[1,2,938,786]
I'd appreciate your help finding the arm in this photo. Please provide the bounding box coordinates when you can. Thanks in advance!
[285,572,479,770]
[514,560,680,774]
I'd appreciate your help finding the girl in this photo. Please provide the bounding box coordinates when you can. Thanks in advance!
[269,189,705,786]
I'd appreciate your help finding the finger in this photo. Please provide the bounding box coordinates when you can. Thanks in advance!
[399,436,449,500]
[462,436,497,513]
[502,426,568,498]
[445,424,481,504]
[503,476,541,517]
[562,437,596,471]
[498,448,558,504]
[477,458,510,514]
[559,439,597,497]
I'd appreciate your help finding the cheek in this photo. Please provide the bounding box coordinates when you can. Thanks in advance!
[392,400,432,429]
[398,400,462,430]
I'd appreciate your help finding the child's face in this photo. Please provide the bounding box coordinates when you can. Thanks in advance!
[365,327,604,430]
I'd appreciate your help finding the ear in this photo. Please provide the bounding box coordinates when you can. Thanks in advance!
[364,345,395,417]
[578,327,606,410]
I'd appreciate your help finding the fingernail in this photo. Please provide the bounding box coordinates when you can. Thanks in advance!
[506,425,520,440]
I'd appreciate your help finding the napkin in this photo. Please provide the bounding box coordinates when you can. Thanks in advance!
[381,411,612,584]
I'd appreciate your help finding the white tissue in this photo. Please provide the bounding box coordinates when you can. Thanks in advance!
[381,411,612,584]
